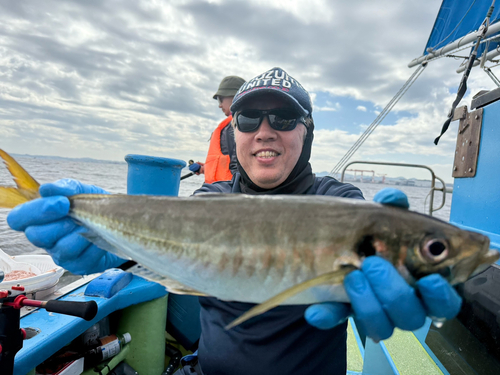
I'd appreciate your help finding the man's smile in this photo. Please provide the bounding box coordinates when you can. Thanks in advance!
[254,149,281,161]
[254,150,280,157]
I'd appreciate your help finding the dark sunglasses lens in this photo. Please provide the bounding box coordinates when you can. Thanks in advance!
[268,116,297,131]
[268,110,300,131]
[237,110,262,132]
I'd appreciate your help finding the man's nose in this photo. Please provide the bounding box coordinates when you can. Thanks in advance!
[255,116,277,140]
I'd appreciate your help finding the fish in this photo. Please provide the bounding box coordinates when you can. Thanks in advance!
[0,149,498,328]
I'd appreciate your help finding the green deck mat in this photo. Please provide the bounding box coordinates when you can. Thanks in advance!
[347,320,363,372]
[384,329,444,375]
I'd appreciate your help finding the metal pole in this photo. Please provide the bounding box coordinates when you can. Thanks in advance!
[408,21,500,67]
[340,161,442,215]
[456,48,500,73]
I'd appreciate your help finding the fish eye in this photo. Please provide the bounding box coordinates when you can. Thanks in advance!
[422,239,449,263]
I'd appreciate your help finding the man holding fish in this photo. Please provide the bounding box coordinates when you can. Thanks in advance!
[5,67,474,375]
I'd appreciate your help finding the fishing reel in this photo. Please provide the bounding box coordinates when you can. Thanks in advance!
[0,270,98,375]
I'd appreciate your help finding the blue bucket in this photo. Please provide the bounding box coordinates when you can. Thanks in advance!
[125,154,186,196]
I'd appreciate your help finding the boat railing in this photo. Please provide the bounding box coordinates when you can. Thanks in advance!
[339,161,448,216]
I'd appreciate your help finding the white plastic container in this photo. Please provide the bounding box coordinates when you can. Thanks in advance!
[1,254,64,294]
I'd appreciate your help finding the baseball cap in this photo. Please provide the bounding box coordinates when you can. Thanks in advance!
[230,67,312,117]
[213,76,246,99]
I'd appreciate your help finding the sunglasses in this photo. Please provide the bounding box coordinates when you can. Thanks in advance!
[235,109,305,133]
[217,96,227,105]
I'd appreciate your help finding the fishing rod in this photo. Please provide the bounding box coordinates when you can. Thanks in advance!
[181,160,196,180]
[181,173,195,180]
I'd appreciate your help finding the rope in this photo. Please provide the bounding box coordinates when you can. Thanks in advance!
[485,66,500,86]
[450,35,500,61]
[434,1,495,144]
[329,62,427,178]
[480,1,496,68]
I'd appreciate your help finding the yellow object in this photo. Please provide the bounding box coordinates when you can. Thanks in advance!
[0,149,40,208]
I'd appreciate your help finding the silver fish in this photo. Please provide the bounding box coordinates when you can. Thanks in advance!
[1,149,498,327]
[68,193,498,304]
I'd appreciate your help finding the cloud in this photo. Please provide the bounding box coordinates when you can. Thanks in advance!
[0,0,489,182]
[315,101,341,112]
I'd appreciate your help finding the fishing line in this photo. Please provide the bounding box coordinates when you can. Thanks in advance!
[329,63,427,177]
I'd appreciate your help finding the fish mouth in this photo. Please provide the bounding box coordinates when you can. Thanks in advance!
[469,248,500,278]
[450,245,499,285]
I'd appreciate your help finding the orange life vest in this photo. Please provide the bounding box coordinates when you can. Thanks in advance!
[204,116,234,184]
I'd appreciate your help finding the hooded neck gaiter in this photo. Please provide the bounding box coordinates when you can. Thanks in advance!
[237,123,315,195]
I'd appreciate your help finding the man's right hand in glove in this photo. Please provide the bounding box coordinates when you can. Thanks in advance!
[7,179,126,275]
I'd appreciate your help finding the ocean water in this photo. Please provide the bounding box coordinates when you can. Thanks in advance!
[0,155,452,257]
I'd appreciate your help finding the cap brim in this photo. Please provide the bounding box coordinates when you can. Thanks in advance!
[230,88,309,116]
[213,89,238,100]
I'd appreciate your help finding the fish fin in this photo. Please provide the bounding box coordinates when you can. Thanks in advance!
[0,149,40,208]
[0,187,34,208]
[155,277,209,296]
[0,149,40,194]
[225,265,357,330]
[124,264,210,296]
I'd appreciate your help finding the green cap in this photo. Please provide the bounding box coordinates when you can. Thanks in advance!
[213,76,246,99]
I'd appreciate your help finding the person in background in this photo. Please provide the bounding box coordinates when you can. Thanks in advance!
[189,75,245,183]
[7,67,462,375]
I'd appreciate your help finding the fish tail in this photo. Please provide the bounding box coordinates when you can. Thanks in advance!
[0,149,40,208]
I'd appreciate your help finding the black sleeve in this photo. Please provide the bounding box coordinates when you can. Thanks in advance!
[314,177,365,200]
[192,178,236,195]
[224,125,238,175]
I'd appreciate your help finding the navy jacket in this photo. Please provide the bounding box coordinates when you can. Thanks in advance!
[193,173,364,375]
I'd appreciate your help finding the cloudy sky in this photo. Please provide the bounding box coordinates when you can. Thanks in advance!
[0,0,495,181]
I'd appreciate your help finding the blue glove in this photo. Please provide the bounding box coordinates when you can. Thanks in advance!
[305,258,461,341]
[7,179,126,275]
[343,257,461,341]
[304,189,462,340]
[189,163,201,173]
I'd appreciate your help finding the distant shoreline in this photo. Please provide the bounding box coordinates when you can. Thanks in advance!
[8,154,453,186]
[11,153,126,165]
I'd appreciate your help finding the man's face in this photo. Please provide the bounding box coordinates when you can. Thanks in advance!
[218,96,234,117]
[234,95,307,189]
